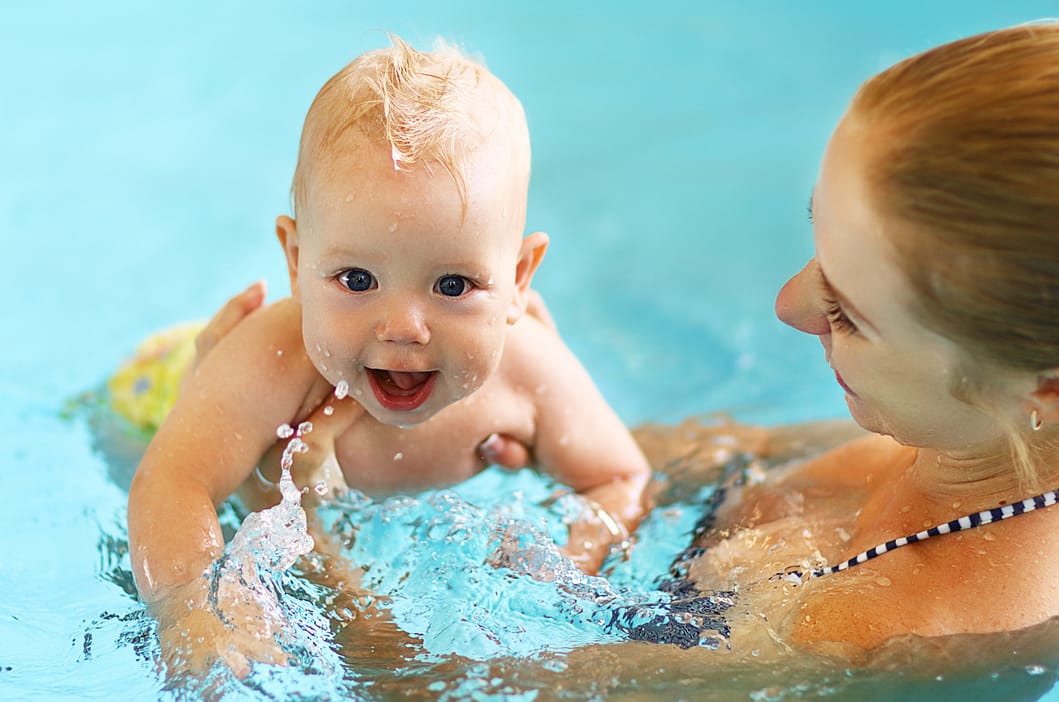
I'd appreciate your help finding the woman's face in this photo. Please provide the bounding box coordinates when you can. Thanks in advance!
[774,116,1030,453]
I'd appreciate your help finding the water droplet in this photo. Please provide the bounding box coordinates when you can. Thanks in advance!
[276,424,294,439]
[323,405,335,416]
[1026,664,1047,676]
[297,421,313,435]
[313,482,328,495]
[335,381,349,399]
[394,452,404,462]
[388,222,398,233]
[276,349,284,357]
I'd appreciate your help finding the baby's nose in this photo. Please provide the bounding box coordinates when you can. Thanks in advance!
[775,259,831,336]
[375,298,430,345]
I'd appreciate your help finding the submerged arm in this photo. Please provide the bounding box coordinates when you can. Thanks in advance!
[127,299,321,673]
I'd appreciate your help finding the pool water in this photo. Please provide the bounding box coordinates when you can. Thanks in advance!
[7,1,1059,699]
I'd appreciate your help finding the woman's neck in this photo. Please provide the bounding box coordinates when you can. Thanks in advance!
[911,438,1059,507]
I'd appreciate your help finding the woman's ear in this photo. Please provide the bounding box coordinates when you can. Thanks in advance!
[507,231,549,324]
[1026,372,1059,427]
[276,215,301,300]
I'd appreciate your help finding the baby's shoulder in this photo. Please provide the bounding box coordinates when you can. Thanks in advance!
[223,297,305,359]
[500,314,577,371]
[209,296,322,400]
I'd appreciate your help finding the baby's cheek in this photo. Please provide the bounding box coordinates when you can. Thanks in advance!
[454,338,505,395]
[301,319,353,384]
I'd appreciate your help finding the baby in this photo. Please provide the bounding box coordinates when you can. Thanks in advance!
[127,36,649,672]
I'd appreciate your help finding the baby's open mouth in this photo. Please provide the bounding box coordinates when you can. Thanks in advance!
[367,369,438,412]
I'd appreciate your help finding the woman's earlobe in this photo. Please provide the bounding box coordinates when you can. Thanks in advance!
[1028,372,1059,425]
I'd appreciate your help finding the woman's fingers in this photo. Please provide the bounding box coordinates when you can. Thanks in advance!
[179,281,267,400]
[194,280,267,361]
[479,432,533,469]
[295,394,365,455]
[255,394,365,504]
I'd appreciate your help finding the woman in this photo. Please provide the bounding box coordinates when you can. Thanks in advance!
[172,22,1059,658]
[681,21,1059,653]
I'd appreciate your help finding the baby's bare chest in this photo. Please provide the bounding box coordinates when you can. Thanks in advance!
[334,385,536,495]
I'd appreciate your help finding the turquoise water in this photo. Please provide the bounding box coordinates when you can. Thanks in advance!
[7,1,1059,699]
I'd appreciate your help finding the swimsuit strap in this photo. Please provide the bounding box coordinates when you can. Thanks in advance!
[775,487,1059,584]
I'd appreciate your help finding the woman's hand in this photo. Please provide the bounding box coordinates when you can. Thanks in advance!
[178,281,268,399]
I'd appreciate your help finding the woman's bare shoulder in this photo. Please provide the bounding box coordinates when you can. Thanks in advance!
[786,433,915,488]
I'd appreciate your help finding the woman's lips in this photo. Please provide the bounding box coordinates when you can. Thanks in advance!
[835,370,855,396]
[367,369,438,411]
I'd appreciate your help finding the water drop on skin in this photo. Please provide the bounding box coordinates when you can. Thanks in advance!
[335,381,349,399]
[394,452,404,462]
[323,405,334,416]
[276,424,294,439]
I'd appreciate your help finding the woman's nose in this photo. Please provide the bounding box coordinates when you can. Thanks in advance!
[375,298,430,345]
[775,259,831,336]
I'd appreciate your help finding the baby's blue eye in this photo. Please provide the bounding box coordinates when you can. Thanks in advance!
[436,275,469,297]
[339,268,375,292]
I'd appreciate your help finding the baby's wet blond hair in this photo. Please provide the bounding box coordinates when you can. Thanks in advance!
[290,35,529,218]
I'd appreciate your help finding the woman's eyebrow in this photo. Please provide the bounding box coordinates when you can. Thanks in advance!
[820,270,879,334]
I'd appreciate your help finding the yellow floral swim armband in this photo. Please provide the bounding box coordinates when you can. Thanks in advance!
[107,322,204,432]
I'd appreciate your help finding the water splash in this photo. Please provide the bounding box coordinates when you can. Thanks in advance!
[225,424,315,570]
[314,468,728,661]
[204,422,328,673]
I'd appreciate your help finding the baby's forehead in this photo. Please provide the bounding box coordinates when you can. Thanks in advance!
[293,46,530,222]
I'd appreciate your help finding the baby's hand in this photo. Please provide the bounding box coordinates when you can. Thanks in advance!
[151,576,288,681]
[560,499,631,575]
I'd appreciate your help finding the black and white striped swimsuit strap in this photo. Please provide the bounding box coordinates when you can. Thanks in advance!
[776,488,1059,584]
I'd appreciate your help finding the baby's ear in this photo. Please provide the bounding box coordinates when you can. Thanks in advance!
[508,231,549,324]
[275,216,301,299]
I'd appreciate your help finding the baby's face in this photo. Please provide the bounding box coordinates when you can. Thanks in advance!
[290,136,528,427]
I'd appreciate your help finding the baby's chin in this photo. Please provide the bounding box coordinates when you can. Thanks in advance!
[365,405,439,429]
[366,385,484,429]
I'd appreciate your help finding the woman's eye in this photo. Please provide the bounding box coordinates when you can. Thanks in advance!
[435,275,470,297]
[824,299,859,335]
[339,268,375,292]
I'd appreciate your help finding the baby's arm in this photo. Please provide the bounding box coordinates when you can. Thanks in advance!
[508,319,650,573]
[127,298,322,673]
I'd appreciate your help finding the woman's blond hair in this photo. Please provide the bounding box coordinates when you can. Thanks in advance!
[850,23,1059,486]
